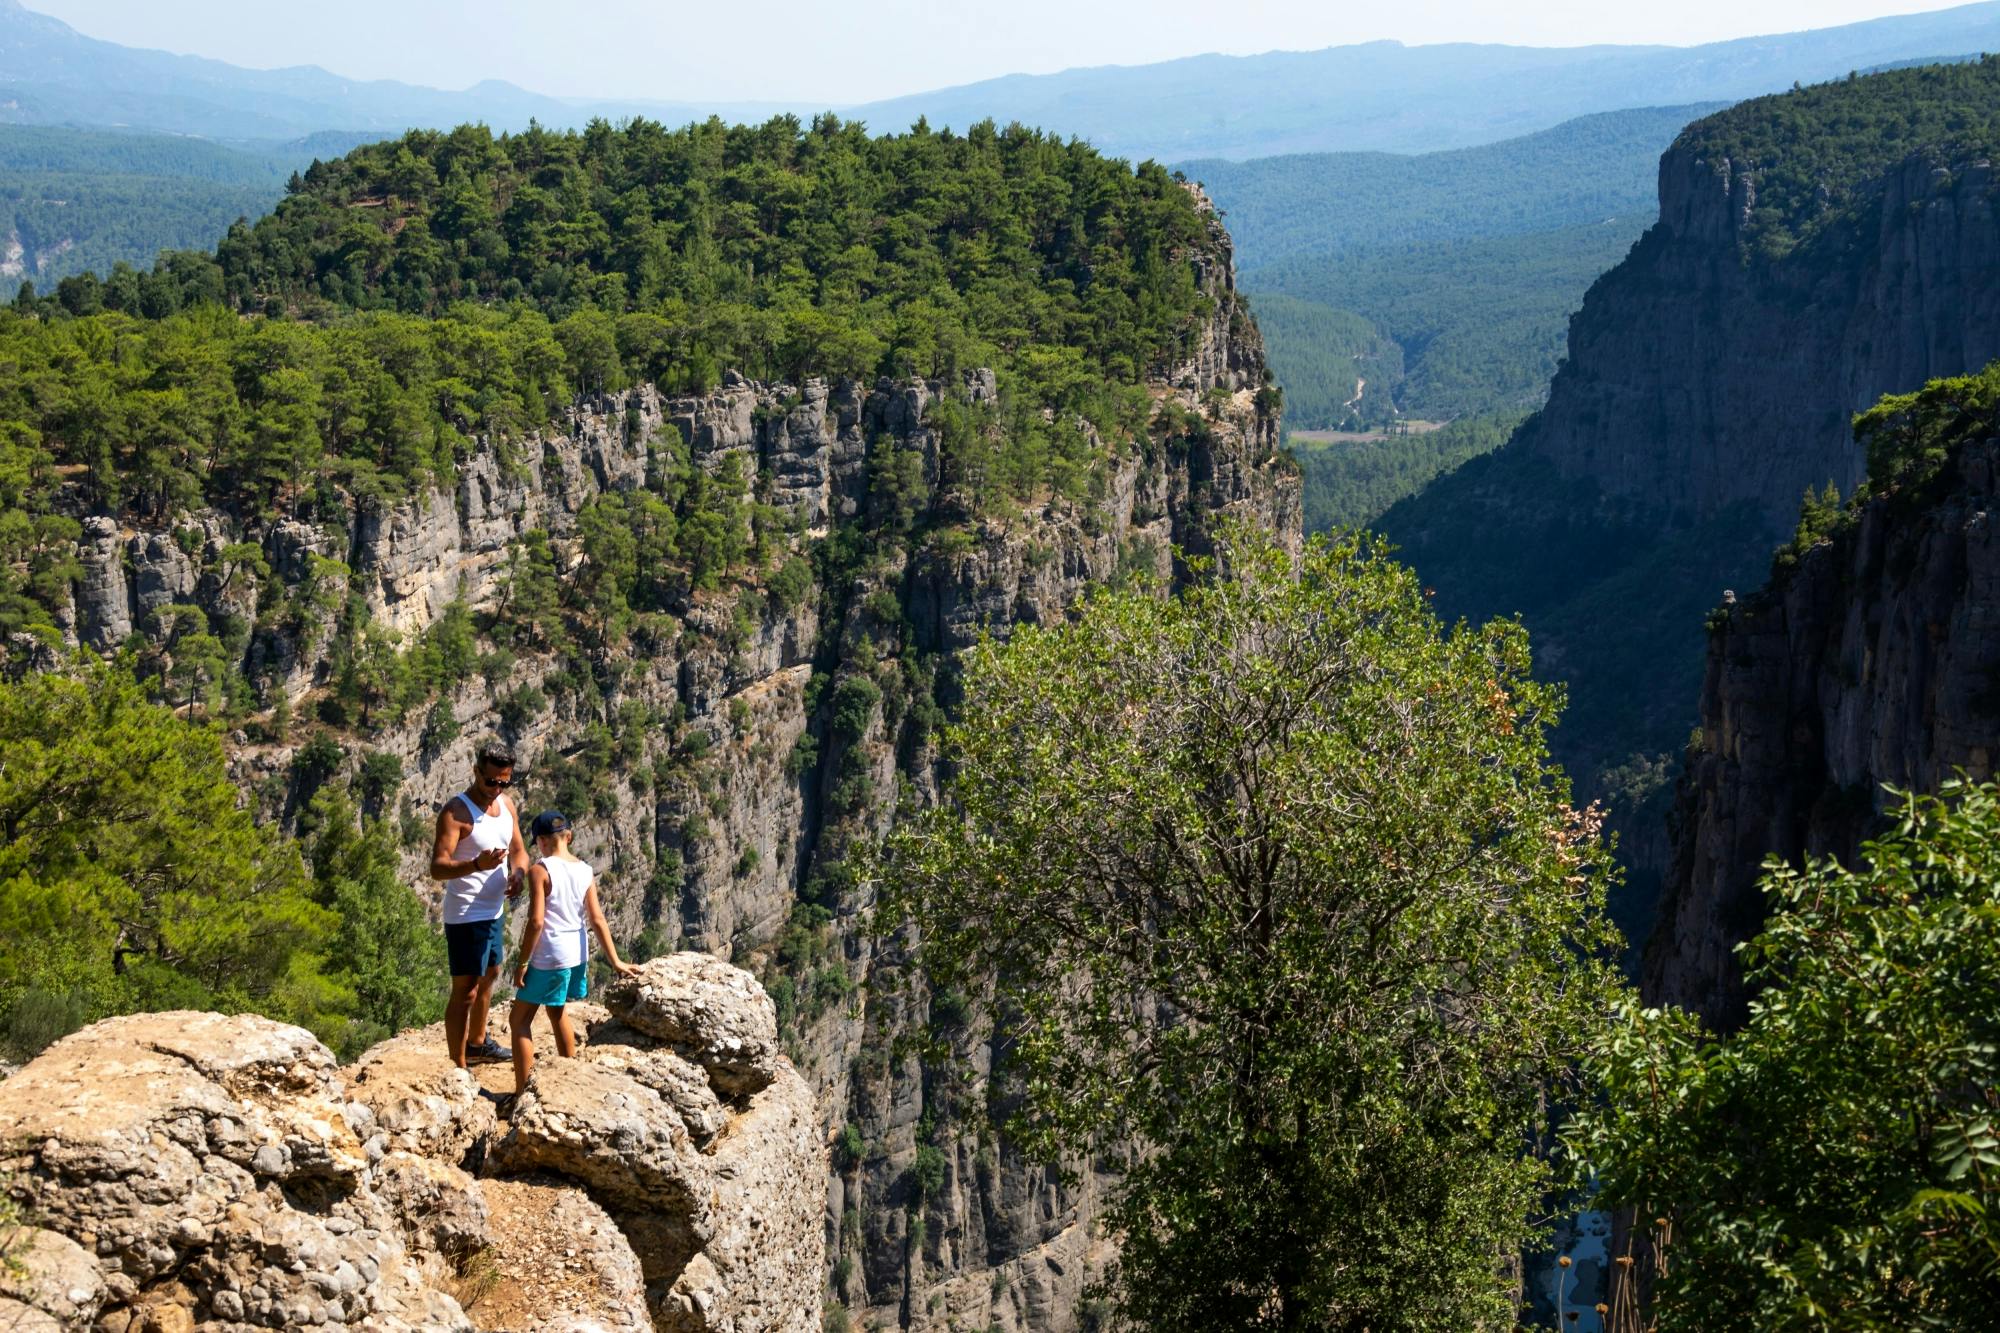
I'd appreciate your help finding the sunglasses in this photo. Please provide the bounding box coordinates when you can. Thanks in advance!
[480,774,513,789]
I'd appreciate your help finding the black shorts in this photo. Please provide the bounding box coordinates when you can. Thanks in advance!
[444,917,506,978]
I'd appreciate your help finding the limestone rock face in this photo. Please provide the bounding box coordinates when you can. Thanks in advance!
[72,515,130,650]
[1531,148,2000,530]
[0,959,825,1332]
[0,1229,105,1331]
[490,1058,714,1241]
[0,1011,468,1332]
[1647,437,2000,1026]
[343,1027,498,1163]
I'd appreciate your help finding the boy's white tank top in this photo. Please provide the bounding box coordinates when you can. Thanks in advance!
[531,857,592,971]
[441,792,513,925]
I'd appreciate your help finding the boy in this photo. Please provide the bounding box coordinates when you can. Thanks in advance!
[509,810,639,1093]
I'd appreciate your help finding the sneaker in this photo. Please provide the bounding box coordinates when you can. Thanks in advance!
[467,1038,508,1064]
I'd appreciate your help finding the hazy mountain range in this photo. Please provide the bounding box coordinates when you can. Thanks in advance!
[2,0,1998,157]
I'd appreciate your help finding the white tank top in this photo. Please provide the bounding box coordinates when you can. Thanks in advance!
[441,792,514,925]
[531,858,593,970]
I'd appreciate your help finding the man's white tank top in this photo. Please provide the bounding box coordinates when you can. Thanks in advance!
[531,858,593,971]
[441,792,513,925]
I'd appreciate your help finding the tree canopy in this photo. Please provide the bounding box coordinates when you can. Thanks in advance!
[0,663,444,1061]
[25,115,1222,402]
[884,527,1628,1328]
[1572,780,2000,1330]
[1677,56,2000,262]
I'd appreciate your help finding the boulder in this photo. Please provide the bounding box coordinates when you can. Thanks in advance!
[576,1033,728,1146]
[0,1012,471,1333]
[372,1152,490,1279]
[486,1058,714,1251]
[345,1025,498,1163]
[601,954,782,1097]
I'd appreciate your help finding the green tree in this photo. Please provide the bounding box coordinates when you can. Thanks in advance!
[1570,779,2000,1332]
[883,528,1627,1329]
[0,664,346,1058]
[305,787,447,1059]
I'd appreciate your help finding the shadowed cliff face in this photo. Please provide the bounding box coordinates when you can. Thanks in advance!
[1528,147,2000,530]
[26,206,1297,1329]
[1646,438,2000,1027]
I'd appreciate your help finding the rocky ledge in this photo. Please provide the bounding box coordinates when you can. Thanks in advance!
[0,956,824,1333]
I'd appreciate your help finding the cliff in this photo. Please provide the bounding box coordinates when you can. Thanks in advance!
[1527,140,2000,528]
[1379,66,2000,938]
[0,953,823,1332]
[1646,434,2000,1026]
[14,198,1295,1328]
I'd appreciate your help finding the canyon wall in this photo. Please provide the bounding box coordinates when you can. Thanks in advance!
[1527,145,2000,530]
[1646,437,2000,1025]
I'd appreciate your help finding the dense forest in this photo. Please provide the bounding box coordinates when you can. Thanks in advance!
[1256,221,1652,425]
[1186,104,1716,258]
[65,116,1226,395]
[1290,412,1525,532]
[11,118,1251,494]
[1194,105,1706,430]
[1680,56,2000,260]
[0,125,303,301]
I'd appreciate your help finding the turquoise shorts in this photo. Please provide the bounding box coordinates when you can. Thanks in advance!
[517,963,588,1007]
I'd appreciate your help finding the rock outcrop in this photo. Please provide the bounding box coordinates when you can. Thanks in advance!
[1529,144,2000,531]
[1646,437,2000,1026]
[0,955,824,1332]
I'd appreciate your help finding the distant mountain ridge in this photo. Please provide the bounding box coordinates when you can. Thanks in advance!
[861,5,2000,159]
[3,0,2000,158]
[0,0,809,143]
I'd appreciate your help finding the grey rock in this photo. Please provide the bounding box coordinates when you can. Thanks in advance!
[73,515,130,649]
[602,953,782,1098]
[1649,437,2000,1025]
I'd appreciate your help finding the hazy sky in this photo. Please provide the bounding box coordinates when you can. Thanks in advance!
[25,0,1975,103]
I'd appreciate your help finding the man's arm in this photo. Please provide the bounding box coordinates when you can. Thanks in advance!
[429,805,468,881]
[504,795,531,897]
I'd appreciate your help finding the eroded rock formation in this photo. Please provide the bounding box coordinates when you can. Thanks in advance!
[1647,438,2000,1025]
[0,954,824,1332]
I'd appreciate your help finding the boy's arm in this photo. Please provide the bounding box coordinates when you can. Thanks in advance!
[512,866,550,984]
[584,883,638,975]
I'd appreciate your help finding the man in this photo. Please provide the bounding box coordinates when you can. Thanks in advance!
[430,744,529,1067]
